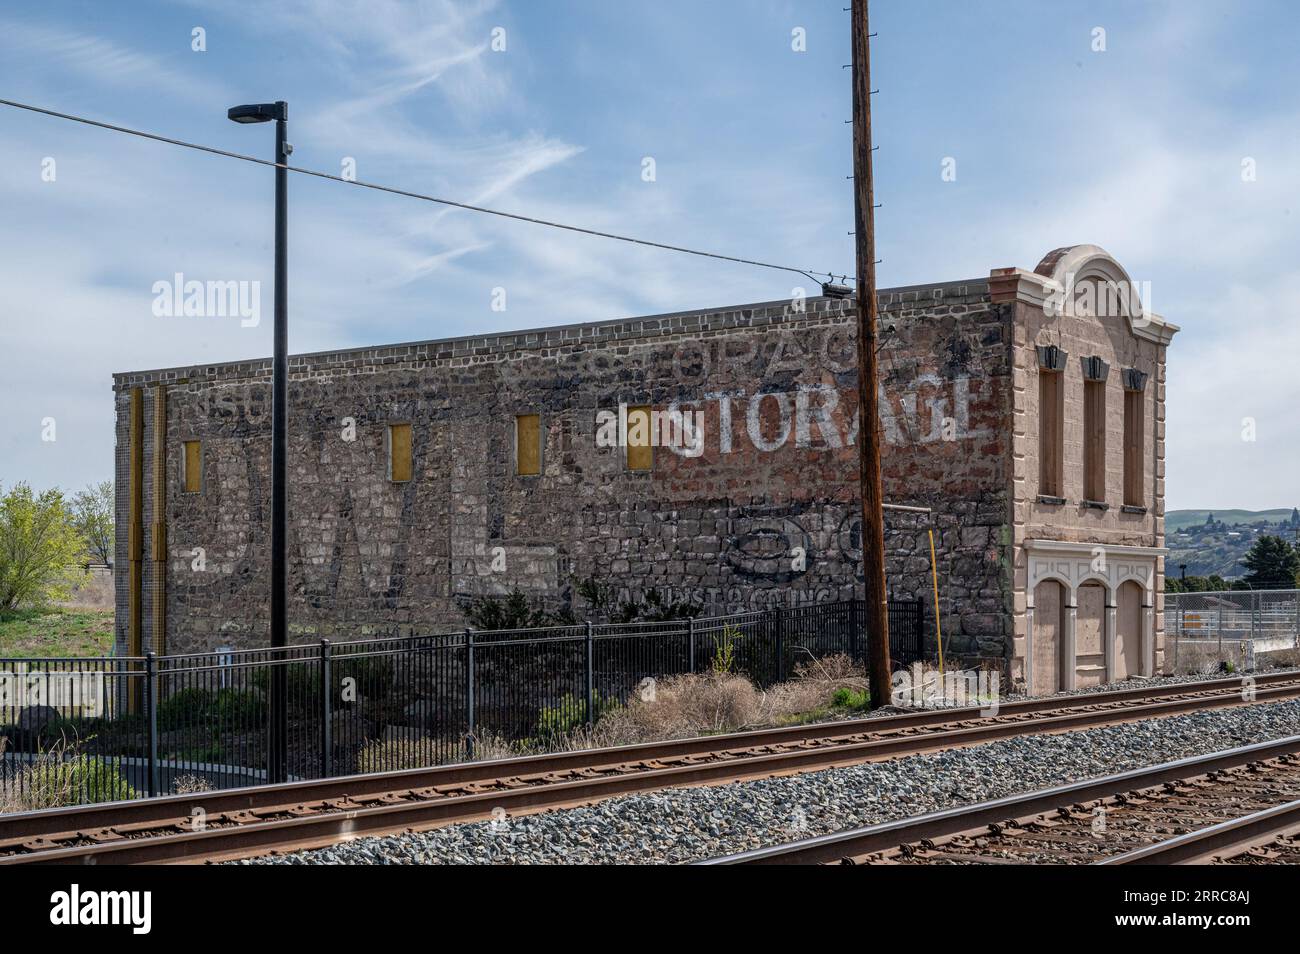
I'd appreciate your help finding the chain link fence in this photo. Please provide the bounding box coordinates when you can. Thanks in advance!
[1167,588,1300,674]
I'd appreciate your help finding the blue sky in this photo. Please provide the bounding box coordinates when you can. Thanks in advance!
[0,0,1296,511]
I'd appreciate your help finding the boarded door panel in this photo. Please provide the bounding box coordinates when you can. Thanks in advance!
[1117,581,1143,680]
[1032,580,1062,695]
[1076,583,1106,687]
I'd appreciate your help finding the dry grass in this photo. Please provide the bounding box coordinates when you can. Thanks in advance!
[171,774,213,795]
[0,736,136,813]
[761,653,867,721]
[617,670,764,737]
[350,656,879,770]
[466,731,529,762]
[1167,639,1247,676]
[355,738,436,773]
[890,660,1001,707]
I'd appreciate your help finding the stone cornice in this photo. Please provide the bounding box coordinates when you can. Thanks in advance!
[1024,539,1168,558]
[988,267,1056,307]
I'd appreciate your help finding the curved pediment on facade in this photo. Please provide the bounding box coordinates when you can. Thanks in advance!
[1024,539,1162,605]
[1032,244,1178,346]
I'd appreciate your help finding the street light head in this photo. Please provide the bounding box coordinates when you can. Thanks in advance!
[227,102,287,124]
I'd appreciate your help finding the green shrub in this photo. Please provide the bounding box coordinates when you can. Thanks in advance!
[830,686,870,711]
[157,687,262,731]
[711,625,743,674]
[331,655,395,702]
[173,736,225,763]
[462,590,575,630]
[156,687,211,729]
[535,691,621,741]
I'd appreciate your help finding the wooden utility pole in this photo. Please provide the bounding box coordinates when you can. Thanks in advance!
[851,0,893,709]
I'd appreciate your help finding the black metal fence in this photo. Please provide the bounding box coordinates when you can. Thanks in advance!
[0,598,924,808]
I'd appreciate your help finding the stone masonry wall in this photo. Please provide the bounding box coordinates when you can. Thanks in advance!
[113,281,1015,665]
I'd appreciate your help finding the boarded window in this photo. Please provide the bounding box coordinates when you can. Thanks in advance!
[389,423,412,482]
[1037,371,1063,497]
[516,414,541,476]
[183,441,202,493]
[625,405,653,472]
[1083,380,1106,501]
[1123,389,1145,506]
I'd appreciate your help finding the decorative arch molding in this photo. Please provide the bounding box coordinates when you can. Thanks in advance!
[1033,244,1178,345]
[1024,539,1163,606]
[989,245,1179,347]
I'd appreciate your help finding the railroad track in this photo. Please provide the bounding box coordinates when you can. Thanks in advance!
[700,735,1300,865]
[3,670,1299,865]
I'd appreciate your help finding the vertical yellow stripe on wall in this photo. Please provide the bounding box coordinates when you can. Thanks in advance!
[127,388,143,711]
[516,414,540,475]
[626,405,653,471]
[151,387,167,655]
[183,441,202,493]
[128,389,143,655]
[390,423,413,482]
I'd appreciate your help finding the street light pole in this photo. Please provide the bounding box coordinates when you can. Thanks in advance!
[228,100,289,783]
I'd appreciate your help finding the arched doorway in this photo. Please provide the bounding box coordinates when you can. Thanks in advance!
[1115,580,1144,679]
[1032,580,1065,694]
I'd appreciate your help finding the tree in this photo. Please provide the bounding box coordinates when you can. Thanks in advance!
[1240,535,1300,588]
[0,483,87,610]
[72,480,114,566]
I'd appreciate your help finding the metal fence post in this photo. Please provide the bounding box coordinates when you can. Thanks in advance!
[775,606,785,683]
[688,617,696,673]
[319,639,331,779]
[585,620,595,727]
[913,598,923,663]
[144,651,159,798]
[464,629,475,760]
[1217,602,1223,660]
[850,599,861,661]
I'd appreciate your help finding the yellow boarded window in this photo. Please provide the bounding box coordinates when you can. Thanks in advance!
[389,423,412,482]
[626,405,653,471]
[183,441,202,493]
[516,414,541,476]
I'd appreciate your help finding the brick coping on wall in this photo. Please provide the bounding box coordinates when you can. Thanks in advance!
[112,277,991,390]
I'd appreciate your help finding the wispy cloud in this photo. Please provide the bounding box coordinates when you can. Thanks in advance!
[0,18,226,102]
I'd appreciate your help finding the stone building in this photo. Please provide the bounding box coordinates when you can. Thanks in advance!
[112,244,1176,693]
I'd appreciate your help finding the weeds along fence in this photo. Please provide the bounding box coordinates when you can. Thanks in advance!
[0,598,923,808]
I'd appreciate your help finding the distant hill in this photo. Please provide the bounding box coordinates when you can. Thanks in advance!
[1166,508,1300,579]
[1166,509,1295,533]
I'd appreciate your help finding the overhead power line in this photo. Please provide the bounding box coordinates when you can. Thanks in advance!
[0,97,854,287]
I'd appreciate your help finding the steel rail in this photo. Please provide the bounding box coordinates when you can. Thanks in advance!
[1097,797,1300,865]
[3,671,1299,864]
[4,669,1282,843]
[697,735,1300,865]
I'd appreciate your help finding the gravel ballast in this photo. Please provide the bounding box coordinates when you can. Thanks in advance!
[239,695,1300,865]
